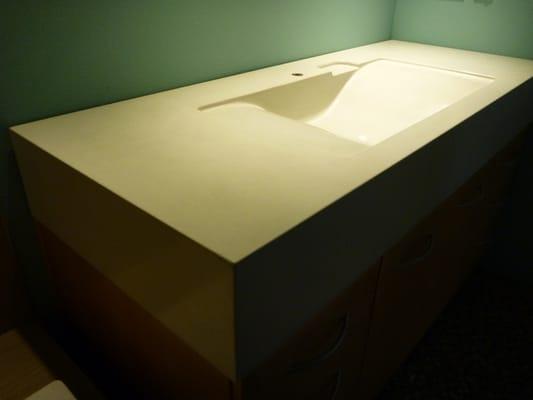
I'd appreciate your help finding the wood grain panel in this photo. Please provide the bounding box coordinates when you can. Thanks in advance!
[36,223,232,400]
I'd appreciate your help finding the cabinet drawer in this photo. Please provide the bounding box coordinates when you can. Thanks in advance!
[473,132,523,208]
[483,142,522,207]
[248,293,354,382]
[240,263,380,400]
[359,209,486,399]
[358,132,526,399]
[441,167,490,246]
[442,135,523,248]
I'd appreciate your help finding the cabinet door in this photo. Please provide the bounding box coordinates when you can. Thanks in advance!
[442,132,524,246]
[443,135,524,250]
[359,133,525,399]
[239,262,380,400]
[484,134,524,209]
[358,207,462,399]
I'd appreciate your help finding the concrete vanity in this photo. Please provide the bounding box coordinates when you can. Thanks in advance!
[10,40,533,397]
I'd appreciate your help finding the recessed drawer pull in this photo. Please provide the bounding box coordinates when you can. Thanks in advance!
[327,370,342,400]
[399,234,434,268]
[457,184,485,208]
[288,314,350,373]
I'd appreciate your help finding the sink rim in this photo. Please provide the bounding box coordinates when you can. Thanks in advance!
[199,58,495,147]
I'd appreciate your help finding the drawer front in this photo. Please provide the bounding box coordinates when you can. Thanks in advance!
[438,165,489,248]
[358,132,526,399]
[442,134,523,249]
[359,205,488,399]
[241,263,380,400]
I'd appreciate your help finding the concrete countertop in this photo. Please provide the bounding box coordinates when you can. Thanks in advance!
[12,40,533,264]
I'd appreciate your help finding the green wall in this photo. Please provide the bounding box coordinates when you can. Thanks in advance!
[393,0,533,60]
[0,1,396,314]
[0,1,395,126]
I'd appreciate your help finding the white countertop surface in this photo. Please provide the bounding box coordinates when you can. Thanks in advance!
[12,40,533,263]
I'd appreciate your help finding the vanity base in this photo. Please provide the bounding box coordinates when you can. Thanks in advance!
[34,129,526,399]
[36,224,233,400]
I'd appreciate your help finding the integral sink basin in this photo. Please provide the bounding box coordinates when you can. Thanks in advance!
[202,59,494,146]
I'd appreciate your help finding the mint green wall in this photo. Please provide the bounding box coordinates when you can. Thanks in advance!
[0,1,396,315]
[1,1,395,127]
[393,0,533,60]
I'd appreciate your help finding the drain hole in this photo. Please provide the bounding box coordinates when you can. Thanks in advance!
[292,73,304,77]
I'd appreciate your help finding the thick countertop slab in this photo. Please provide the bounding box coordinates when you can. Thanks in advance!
[11,41,533,264]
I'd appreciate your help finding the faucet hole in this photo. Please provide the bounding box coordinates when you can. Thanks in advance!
[292,73,304,77]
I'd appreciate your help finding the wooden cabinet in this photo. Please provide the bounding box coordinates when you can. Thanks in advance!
[30,131,525,399]
[37,225,233,400]
[358,208,482,399]
[358,133,524,399]
[237,130,524,400]
[237,262,381,400]
[40,218,380,400]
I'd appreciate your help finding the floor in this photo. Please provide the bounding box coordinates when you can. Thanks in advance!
[377,254,533,400]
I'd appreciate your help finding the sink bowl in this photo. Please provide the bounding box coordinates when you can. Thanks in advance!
[201,59,494,146]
